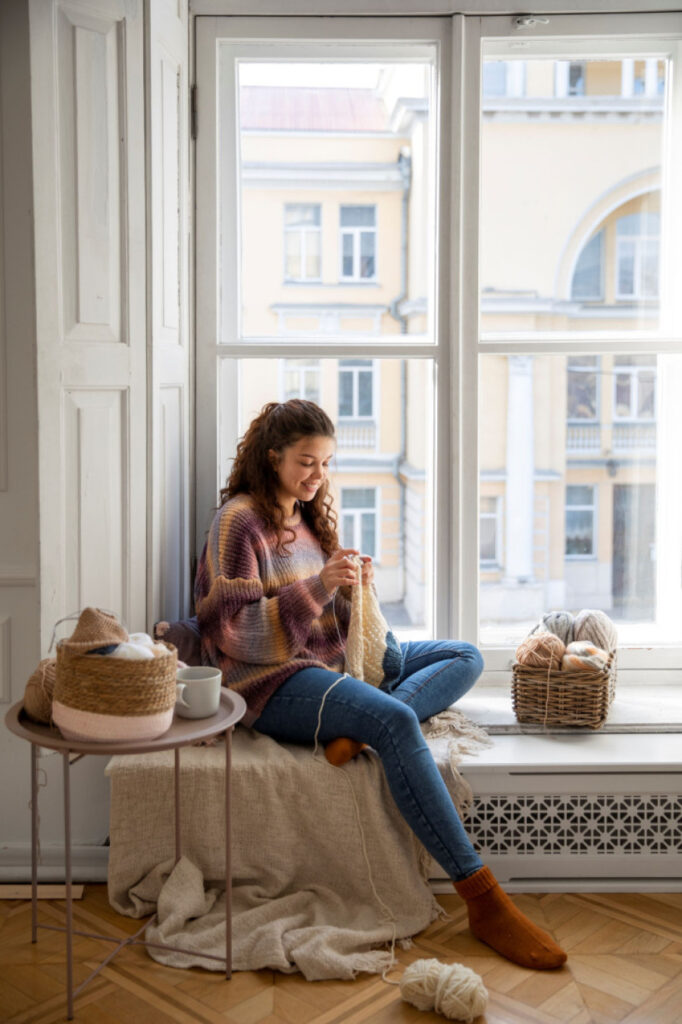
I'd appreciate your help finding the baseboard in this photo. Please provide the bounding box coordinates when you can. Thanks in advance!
[0,844,109,883]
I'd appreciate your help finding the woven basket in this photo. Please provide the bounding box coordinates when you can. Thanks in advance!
[511,651,616,730]
[52,640,178,742]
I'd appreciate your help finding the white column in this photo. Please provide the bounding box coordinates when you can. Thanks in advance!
[555,61,569,98]
[621,58,635,98]
[644,58,659,97]
[507,60,525,98]
[504,355,535,583]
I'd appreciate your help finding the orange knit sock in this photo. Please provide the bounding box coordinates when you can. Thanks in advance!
[454,866,567,970]
[324,737,368,766]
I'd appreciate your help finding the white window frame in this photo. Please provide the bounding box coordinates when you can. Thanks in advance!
[283,203,322,283]
[338,359,375,420]
[195,12,682,683]
[278,357,322,403]
[565,484,597,560]
[339,204,378,282]
[341,486,380,561]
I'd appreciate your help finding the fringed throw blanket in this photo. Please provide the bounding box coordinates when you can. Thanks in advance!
[106,712,491,981]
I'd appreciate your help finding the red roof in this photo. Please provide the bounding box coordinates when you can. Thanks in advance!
[239,86,390,132]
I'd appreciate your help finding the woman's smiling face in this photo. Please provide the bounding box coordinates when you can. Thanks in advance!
[270,434,335,515]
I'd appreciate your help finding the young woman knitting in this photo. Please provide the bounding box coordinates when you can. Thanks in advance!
[194,398,567,972]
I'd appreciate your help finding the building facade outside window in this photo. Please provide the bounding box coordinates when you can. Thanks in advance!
[340,205,377,280]
[571,231,604,301]
[341,487,378,559]
[284,203,321,281]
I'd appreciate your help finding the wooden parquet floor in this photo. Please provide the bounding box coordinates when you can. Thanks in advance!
[2,887,682,1024]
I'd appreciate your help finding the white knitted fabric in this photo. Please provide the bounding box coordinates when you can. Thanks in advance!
[344,557,402,687]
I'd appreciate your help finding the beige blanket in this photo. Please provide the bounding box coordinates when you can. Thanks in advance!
[106,711,490,981]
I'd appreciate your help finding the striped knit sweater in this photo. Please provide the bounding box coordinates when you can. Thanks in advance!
[194,494,350,726]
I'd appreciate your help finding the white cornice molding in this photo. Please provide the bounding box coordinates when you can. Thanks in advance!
[191,2,682,14]
[242,161,404,190]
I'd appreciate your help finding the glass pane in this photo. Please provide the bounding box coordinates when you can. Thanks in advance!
[567,358,598,419]
[343,487,376,508]
[341,205,376,228]
[285,231,301,279]
[565,510,594,555]
[480,54,667,333]
[304,369,319,402]
[358,370,373,415]
[566,485,594,506]
[361,512,376,557]
[338,372,353,417]
[480,517,497,561]
[305,231,321,279]
[479,353,682,646]
[483,61,507,97]
[230,58,435,340]
[228,358,434,637]
[360,231,375,278]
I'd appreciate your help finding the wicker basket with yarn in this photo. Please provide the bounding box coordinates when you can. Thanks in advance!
[511,610,617,730]
[51,607,178,742]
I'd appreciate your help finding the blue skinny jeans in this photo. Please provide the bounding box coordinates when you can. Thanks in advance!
[252,640,485,882]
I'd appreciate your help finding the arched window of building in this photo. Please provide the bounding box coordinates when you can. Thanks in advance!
[570,230,604,301]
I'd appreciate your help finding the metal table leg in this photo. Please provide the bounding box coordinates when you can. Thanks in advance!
[63,751,74,1020]
[174,747,181,865]
[31,744,38,943]
[225,726,232,980]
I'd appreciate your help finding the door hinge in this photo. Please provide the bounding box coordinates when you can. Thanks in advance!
[191,83,197,140]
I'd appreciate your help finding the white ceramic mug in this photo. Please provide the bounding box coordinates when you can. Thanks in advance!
[175,666,223,719]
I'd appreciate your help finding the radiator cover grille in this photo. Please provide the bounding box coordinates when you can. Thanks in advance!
[465,793,682,857]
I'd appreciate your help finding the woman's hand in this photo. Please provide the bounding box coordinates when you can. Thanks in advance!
[359,555,374,586]
[320,548,360,594]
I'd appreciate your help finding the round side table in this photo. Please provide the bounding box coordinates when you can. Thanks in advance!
[4,688,246,1020]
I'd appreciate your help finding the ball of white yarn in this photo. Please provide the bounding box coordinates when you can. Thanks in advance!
[573,609,617,652]
[128,631,155,647]
[400,959,488,1022]
[109,642,155,660]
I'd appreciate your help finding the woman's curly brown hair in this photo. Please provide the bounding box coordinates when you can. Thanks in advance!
[220,399,339,557]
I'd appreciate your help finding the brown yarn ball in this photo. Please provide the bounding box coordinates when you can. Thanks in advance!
[515,632,565,671]
[24,658,57,724]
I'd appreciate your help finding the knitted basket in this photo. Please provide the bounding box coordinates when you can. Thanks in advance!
[511,651,617,730]
[52,640,178,742]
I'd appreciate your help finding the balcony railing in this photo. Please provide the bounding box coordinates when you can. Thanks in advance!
[566,421,656,452]
[337,419,377,449]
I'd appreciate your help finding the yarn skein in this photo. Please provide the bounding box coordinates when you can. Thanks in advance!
[562,640,609,673]
[23,658,57,724]
[400,959,488,1022]
[573,609,617,653]
[515,632,565,671]
[539,610,574,646]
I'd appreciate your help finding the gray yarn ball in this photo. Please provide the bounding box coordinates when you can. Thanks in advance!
[573,609,618,652]
[539,611,575,646]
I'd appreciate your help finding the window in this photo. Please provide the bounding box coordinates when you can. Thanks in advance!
[482,61,507,97]
[480,497,501,565]
[565,485,596,558]
[338,359,374,419]
[284,204,321,281]
[571,231,604,301]
[341,487,378,559]
[340,206,376,281]
[198,14,682,676]
[281,359,321,403]
[567,356,599,420]
[616,212,660,300]
[613,356,656,420]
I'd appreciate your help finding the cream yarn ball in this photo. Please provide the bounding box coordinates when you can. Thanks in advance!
[539,610,574,646]
[573,609,617,652]
[400,959,488,1022]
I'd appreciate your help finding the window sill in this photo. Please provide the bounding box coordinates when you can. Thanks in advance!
[453,684,682,773]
